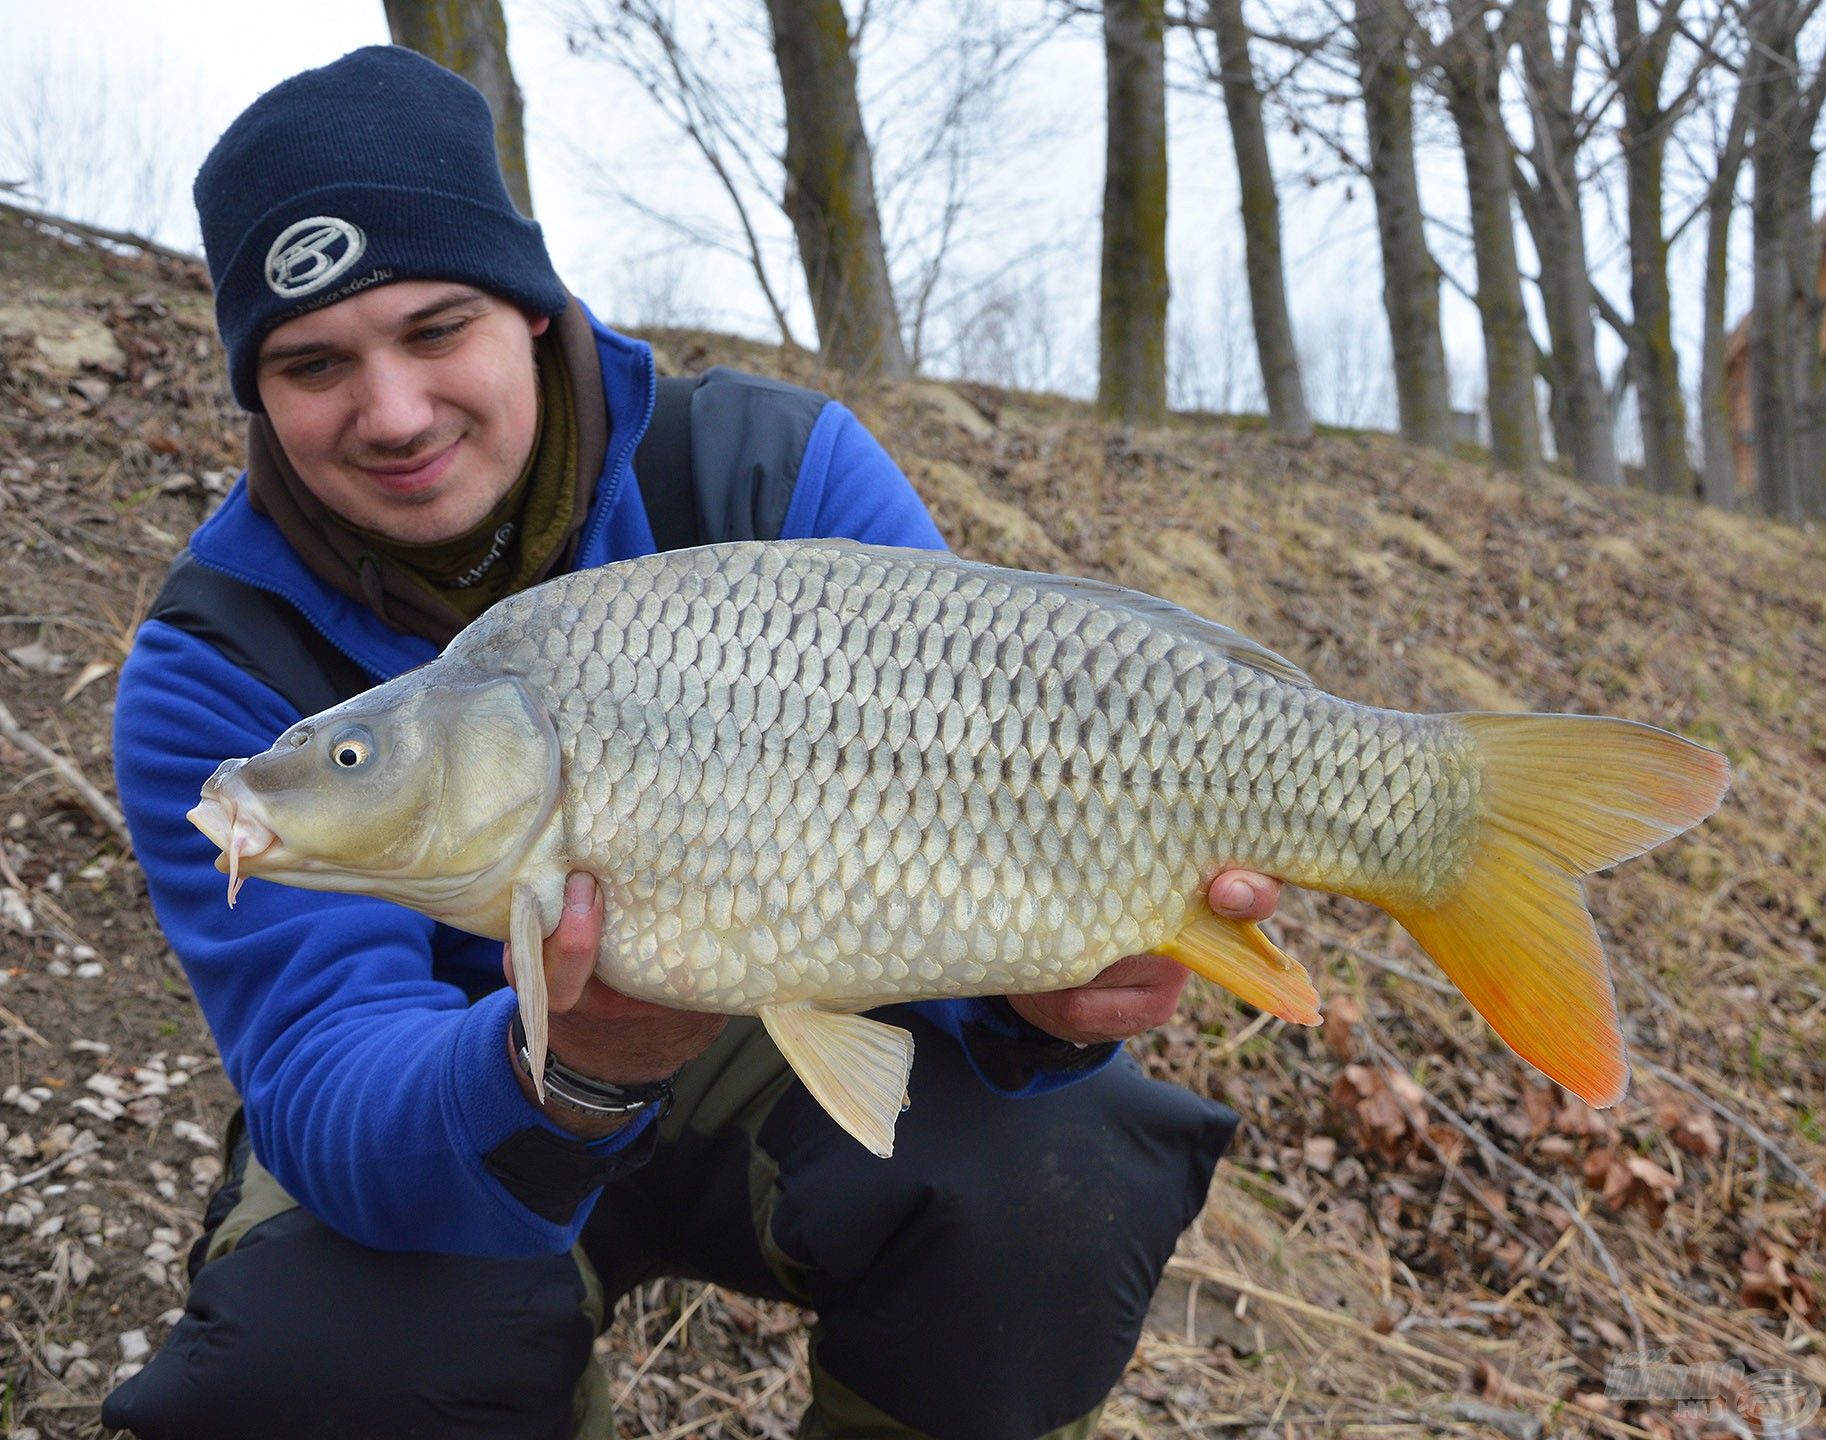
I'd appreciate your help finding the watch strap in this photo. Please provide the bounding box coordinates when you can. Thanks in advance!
[510,1012,679,1119]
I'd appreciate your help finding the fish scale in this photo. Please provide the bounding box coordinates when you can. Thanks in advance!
[450,541,1481,1014]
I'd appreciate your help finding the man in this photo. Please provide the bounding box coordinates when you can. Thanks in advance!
[105,46,1281,1440]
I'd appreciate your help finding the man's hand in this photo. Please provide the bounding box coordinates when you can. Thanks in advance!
[1006,871,1282,1046]
[503,873,725,1134]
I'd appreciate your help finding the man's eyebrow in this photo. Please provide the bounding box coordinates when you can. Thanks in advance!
[259,289,491,368]
[401,287,489,325]
[259,336,339,368]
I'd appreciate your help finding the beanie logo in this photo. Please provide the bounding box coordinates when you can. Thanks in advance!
[265,217,368,299]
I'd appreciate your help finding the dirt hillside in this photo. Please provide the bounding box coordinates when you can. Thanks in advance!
[2,203,1822,1439]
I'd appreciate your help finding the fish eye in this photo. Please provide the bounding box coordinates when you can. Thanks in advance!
[328,727,373,770]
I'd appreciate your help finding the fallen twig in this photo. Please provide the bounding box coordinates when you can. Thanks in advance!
[1640,1058,1826,1210]
[1304,925,1454,995]
[0,697,131,848]
[0,999,50,1047]
[0,1136,102,1197]
[1440,1397,1543,1440]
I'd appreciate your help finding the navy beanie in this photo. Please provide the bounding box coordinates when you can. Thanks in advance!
[195,45,567,412]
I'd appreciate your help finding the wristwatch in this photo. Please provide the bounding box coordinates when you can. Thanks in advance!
[509,1013,678,1121]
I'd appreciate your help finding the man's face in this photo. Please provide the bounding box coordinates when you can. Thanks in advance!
[256,281,551,544]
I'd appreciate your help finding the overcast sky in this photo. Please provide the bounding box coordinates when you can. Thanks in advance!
[0,0,1736,440]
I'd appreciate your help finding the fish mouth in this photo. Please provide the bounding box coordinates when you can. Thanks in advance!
[188,760,280,908]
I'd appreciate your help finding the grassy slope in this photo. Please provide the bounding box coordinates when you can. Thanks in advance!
[1,207,1821,1437]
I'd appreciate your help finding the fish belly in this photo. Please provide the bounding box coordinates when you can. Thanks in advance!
[459,543,1482,1014]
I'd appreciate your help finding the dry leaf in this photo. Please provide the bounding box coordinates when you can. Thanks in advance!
[1553,1096,1617,1146]
[1322,994,1361,1060]
[1521,1082,1556,1138]
[1475,1358,1531,1407]
[61,659,114,703]
[1588,1151,1679,1227]
[1333,1064,1428,1160]
[1740,1239,1817,1317]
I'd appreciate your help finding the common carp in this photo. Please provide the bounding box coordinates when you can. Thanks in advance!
[188,540,1729,1155]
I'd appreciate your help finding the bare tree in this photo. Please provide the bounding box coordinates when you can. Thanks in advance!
[1509,0,1620,487]
[951,270,1071,392]
[1695,24,1758,509]
[1426,0,1542,472]
[1599,0,1695,496]
[1197,0,1313,435]
[1171,264,1266,413]
[565,0,1039,378]
[864,4,1070,369]
[1746,0,1826,519]
[1100,0,1172,424]
[560,2,802,345]
[1352,0,1456,451]
[764,0,912,378]
[1303,309,1400,426]
[0,50,190,246]
[383,0,534,217]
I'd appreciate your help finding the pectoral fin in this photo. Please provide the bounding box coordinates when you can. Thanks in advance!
[509,881,551,1104]
[760,1003,915,1158]
[1158,908,1321,1026]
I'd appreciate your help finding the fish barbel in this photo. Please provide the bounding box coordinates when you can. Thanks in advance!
[188,540,1729,1155]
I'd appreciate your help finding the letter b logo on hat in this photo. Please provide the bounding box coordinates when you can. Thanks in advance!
[265,216,368,298]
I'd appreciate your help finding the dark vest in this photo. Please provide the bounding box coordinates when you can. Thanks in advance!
[148,369,828,713]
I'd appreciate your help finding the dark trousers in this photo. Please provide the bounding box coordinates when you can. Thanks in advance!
[103,1014,1236,1440]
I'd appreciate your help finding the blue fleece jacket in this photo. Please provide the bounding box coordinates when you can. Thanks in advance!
[114,307,1115,1258]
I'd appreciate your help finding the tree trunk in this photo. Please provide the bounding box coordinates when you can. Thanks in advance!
[1099,0,1171,426]
[1438,5,1540,472]
[1512,0,1619,487]
[383,0,534,218]
[1208,0,1310,436]
[763,0,910,380]
[1611,0,1690,496]
[1700,190,1739,508]
[1353,0,1454,449]
[1526,190,1617,486]
[1751,69,1798,521]
[1699,56,1756,510]
[1777,71,1826,518]
[1784,170,1826,517]
[1746,0,1826,520]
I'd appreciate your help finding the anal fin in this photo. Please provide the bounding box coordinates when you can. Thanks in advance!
[760,1004,915,1158]
[1158,908,1321,1026]
[509,881,551,1104]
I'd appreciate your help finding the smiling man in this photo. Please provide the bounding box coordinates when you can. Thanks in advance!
[105,45,1280,1440]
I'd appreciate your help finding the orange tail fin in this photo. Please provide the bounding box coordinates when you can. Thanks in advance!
[1385,715,1729,1107]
